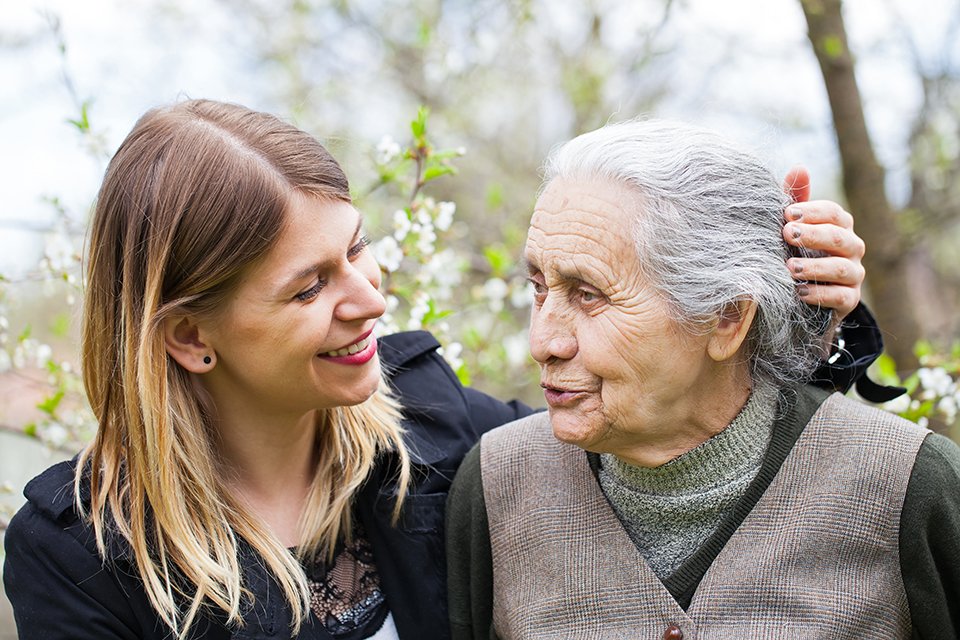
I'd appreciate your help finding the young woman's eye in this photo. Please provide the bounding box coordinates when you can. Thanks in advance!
[347,235,370,259]
[295,278,327,302]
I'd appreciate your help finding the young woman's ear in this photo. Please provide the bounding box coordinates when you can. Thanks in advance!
[707,299,758,363]
[163,316,216,373]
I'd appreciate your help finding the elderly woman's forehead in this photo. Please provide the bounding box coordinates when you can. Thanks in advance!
[536,178,640,219]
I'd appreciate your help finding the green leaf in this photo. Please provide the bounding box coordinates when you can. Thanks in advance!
[872,353,900,384]
[36,390,65,417]
[430,148,462,161]
[483,245,511,277]
[455,363,472,386]
[24,422,37,438]
[18,325,32,342]
[66,100,92,133]
[423,165,456,182]
[462,327,484,350]
[421,299,453,327]
[411,107,429,140]
[51,312,71,338]
[486,184,504,209]
[914,340,934,358]
[417,20,432,47]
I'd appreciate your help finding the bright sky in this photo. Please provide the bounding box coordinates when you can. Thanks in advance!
[1,0,956,274]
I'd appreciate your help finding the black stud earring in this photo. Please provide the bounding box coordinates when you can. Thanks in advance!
[203,356,212,365]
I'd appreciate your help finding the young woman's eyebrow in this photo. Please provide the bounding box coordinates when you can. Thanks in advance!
[282,215,363,288]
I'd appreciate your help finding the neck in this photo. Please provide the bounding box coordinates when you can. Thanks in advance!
[614,363,754,468]
[211,401,320,547]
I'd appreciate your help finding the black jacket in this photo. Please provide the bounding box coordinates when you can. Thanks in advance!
[4,316,888,640]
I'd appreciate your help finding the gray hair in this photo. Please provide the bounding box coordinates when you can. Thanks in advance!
[543,118,829,388]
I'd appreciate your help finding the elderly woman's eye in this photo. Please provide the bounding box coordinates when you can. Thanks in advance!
[526,277,547,303]
[578,287,602,305]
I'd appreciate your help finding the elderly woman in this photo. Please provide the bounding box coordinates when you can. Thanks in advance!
[446,120,960,639]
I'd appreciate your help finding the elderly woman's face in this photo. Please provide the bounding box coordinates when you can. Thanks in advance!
[524,178,724,461]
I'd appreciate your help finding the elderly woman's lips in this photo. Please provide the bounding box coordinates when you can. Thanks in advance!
[541,386,592,407]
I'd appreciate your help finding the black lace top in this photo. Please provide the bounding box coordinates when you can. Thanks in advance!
[303,521,390,640]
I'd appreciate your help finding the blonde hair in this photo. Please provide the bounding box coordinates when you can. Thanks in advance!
[77,99,410,637]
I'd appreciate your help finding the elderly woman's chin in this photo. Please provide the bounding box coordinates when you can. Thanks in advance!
[546,395,609,450]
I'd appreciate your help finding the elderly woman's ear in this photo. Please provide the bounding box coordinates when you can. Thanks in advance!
[707,299,758,363]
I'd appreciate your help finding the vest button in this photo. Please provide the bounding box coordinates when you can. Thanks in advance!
[663,625,684,640]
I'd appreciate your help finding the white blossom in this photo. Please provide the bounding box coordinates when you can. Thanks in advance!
[36,343,53,367]
[392,209,412,241]
[882,394,911,415]
[510,280,534,309]
[373,236,403,273]
[407,293,431,330]
[41,422,68,448]
[439,341,464,371]
[483,278,509,313]
[504,332,530,368]
[937,396,958,424]
[44,231,76,272]
[416,223,437,255]
[419,250,462,298]
[416,205,433,226]
[918,367,955,398]
[385,295,400,314]
[436,201,456,231]
[376,135,401,164]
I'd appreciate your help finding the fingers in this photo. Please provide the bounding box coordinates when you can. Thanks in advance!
[783,220,865,260]
[782,166,811,203]
[787,256,865,287]
[794,282,859,317]
[784,200,854,229]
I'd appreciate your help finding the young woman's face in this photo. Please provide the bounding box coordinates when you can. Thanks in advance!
[201,193,386,421]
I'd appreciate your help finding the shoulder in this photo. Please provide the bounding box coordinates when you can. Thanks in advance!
[906,432,960,503]
[814,391,929,444]
[900,433,960,638]
[5,458,96,565]
[12,458,85,527]
[481,412,553,452]
[4,462,212,639]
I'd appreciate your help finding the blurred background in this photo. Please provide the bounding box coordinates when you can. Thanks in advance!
[1,0,958,635]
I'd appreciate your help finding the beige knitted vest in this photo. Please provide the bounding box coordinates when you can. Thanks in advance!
[480,393,928,639]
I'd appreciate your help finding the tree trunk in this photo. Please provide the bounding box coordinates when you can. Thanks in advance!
[800,0,921,370]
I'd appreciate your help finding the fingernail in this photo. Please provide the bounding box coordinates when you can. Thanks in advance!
[792,261,803,274]
[787,207,803,221]
[792,227,802,240]
[796,284,809,297]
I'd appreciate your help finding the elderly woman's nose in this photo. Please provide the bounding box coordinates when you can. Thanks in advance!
[529,307,577,363]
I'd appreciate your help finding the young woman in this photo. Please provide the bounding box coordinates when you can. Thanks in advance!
[3,100,877,640]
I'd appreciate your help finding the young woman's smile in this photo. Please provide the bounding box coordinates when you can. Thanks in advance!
[318,328,378,364]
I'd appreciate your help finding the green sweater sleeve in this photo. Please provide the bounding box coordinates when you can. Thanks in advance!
[901,432,960,639]
[445,442,499,640]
